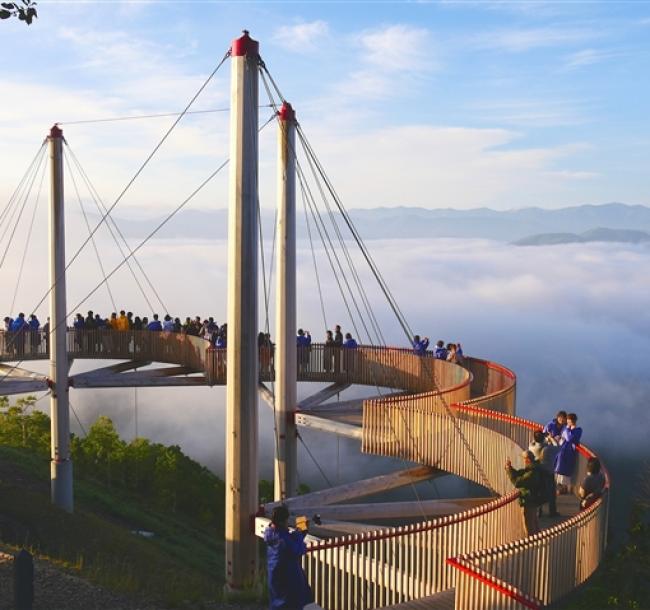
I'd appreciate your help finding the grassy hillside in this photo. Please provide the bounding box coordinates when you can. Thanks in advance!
[0,443,226,606]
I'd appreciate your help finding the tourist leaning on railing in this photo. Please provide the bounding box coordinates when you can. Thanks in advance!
[579,457,605,509]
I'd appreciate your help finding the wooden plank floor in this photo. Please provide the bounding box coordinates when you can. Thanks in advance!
[539,492,581,528]
[379,588,455,610]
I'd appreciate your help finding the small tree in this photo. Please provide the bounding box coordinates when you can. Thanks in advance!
[0,1,37,24]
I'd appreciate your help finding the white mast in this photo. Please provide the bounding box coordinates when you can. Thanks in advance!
[48,125,73,513]
[225,31,260,590]
[274,102,298,500]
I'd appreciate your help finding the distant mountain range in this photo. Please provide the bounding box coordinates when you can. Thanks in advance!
[514,228,650,246]
[89,203,650,243]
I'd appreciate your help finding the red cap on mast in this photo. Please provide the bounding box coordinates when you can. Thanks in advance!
[231,30,259,57]
[278,102,295,122]
[49,124,63,138]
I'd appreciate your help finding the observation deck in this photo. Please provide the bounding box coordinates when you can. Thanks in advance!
[0,329,608,609]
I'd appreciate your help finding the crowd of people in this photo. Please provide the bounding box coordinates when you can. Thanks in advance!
[1,310,229,352]
[412,335,464,364]
[506,410,604,536]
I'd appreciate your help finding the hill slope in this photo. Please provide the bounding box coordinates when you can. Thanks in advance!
[0,445,229,608]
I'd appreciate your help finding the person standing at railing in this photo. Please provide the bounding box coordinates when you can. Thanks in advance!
[28,314,40,355]
[324,330,335,372]
[434,340,448,360]
[578,457,605,509]
[73,313,85,352]
[555,413,582,495]
[529,431,560,517]
[81,311,95,354]
[259,331,272,376]
[333,324,343,373]
[11,313,29,357]
[42,317,50,354]
[1,316,11,356]
[412,334,429,356]
[264,504,313,610]
[147,314,162,331]
[506,451,544,536]
[297,329,311,373]
[456,342,465,365]
[343,332,358,375]
[543,410,567,445]
[116,310,130,331]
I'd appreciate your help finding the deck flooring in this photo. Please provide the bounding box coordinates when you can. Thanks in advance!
[379,588,456,610]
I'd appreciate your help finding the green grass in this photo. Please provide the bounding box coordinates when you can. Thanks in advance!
[0,445,226,606]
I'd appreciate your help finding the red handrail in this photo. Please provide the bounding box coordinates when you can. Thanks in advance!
[446,557,542,609]
[304,491,519,552]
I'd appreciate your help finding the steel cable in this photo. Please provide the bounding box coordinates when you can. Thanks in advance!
[10,153,48,314]
[64,149,118,311]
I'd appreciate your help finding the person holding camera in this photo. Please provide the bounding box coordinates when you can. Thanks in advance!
[264,504,313,609]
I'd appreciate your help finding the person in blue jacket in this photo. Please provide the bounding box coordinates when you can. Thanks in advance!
[434,340,448,360]
[554,412,582,494]
[147,314,163,331]
[296,329,311,371]
[543,410,567,444]
[412,335,429,356]
[264,504,313,610]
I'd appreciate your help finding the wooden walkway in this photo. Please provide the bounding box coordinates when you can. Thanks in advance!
[381,588,455,610]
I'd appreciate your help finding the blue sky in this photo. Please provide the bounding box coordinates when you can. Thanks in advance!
[1,0,649,211]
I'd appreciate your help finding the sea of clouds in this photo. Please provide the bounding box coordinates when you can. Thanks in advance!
[4,230,649,523]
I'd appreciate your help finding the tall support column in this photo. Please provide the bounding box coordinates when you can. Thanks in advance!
[225,31,260,590]
[274,102,298,501]
[48,125,73,513]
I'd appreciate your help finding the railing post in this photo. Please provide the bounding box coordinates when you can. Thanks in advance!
[48,125,73,513]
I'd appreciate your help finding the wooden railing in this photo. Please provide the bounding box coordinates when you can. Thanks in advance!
[1,329,607,608]
[298,398,531,609]
[301,375,607,610]
[303,491,525,609]
[450,444,610,610]
[0,332,472,394]
[461,357,517,416]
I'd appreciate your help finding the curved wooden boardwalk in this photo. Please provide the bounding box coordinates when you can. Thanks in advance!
[0,329,608,609]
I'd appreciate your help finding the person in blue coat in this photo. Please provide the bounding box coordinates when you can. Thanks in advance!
[11,313,28,356]
[147,314,163,331]
[434,340,448,360]
[264,504,313,610]
[554,412,582,494]
[412,335,429,356]
[543,410,567,444]
[10,313,27,333]
[296,329,311,372]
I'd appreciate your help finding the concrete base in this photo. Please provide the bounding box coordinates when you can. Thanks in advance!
[50,460,73,513]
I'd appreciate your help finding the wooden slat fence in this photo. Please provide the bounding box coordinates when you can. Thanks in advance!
[449,444,609,610]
